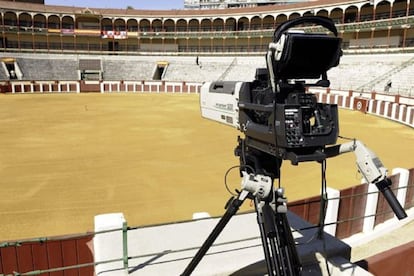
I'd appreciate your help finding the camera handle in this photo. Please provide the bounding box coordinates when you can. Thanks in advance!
[324,140,407,220]
[181,173,301,276]
[273,16,339,42]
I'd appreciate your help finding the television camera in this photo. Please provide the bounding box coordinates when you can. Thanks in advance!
[184,16,406,276]
[201,16,342,165]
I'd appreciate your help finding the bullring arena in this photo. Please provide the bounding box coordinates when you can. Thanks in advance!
[0,0,414,275]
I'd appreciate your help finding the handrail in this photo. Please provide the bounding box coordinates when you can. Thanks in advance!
[4,195,411,276]
[356,55,414,91]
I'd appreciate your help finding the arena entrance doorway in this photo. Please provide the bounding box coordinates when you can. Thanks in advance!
[153,61,169,80]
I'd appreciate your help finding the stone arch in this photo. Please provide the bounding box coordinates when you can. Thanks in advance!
[33,14,46,28]
[200,18,212,32]
[263,15,275,30]
[330,7,344,24]
[47,14,60,29]
[114,18,126,31]
[61,15,74,29]
[360,3,374,21]
[127,18,138,32]
[393,0,409,17]
[344,5,359,23]
[19,12,32,27]
[139,19,150,32]
[212,18,224,31]
[225,17,236,32]
[238,17,249,31]
[376,0,392,19]
[164,19,175,32]
[176,19,187,32]
[288,12,301,20]
[101,18,112,31]
[303,11,314,17]
[188,18,199,32]
[152,19,163,32]
[250,15,262,30]
[316,9,329,18]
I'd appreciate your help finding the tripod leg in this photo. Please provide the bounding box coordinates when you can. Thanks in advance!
[254,198,276,276]
[266,202,289,276]
[272,188,302,276]
[257,189,302,276]
[181,191,249,276]
[275,212,302,275]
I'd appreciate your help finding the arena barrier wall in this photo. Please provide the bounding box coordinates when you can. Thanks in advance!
[90,167,413,275]
[356,240,414,276]
[100,80,202,94]
[309,87,414,128]
[8,81,81,93]
[1,167,412,275]
[4,80,202,94]
[288,168,414,238]
[5,81,412,127]
[0,234,94,275]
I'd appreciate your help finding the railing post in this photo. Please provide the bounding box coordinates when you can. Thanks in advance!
[363,183,379,233]
[123,219,128,270]
[94,213,128,275]
[392,168,410,209]
[324,187,340,236]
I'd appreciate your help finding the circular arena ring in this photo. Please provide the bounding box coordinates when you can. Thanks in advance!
[0,2,413,275]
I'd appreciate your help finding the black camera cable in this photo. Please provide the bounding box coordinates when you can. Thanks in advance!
[319,158,333,276]
[224,164,255,197]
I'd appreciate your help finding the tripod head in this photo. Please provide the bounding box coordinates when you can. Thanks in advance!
[235,136,283,181]
[241,171,273,200]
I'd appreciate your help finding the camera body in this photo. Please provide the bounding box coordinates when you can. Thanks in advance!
[200,73,339,164]
[274,94,338,149]
[200,16,342,165]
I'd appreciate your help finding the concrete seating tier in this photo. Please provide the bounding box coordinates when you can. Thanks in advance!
[3,52,414,96]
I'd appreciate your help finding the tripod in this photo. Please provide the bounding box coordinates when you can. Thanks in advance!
[181,171,302,276]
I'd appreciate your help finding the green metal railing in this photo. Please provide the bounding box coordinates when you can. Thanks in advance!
[1,182,412,276]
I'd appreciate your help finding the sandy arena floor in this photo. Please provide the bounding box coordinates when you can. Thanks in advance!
[0,93,412,241]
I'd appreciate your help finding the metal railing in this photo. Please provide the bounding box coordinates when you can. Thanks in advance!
[1,16,413,55]
[1,181,412,276]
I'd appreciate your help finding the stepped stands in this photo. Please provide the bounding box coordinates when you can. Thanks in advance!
[0,65,9,81]
[328,53,414,96]
[165,56,264,83]
[328,55,390,90]
[163,56,234,82]
[3,52,414,96]
[101,56,234,82]
[79,59,101,71]
[372,60,414,96]
[163,61,205,82]
[101,56,240,82]
[16,55,78,81]
[220,57,266,82]
[16,58,49,80]
[102,56,154,81]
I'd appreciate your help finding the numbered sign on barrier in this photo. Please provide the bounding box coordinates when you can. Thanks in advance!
[353,97,369,113]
